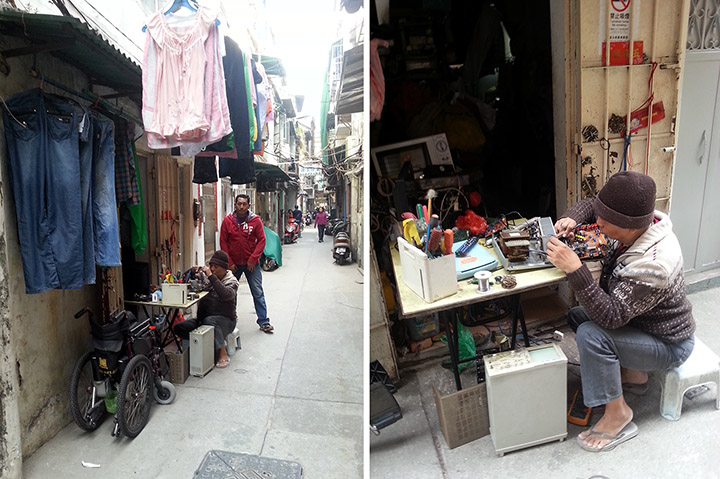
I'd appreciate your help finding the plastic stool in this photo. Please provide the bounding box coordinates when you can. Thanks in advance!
[659,337,720,421]
[226,328,241,356]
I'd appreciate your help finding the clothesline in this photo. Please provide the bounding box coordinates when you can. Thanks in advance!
[29,67,142,125]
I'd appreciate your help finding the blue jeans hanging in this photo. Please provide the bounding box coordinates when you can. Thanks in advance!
[3,88,84,293]
[91,112,121,267]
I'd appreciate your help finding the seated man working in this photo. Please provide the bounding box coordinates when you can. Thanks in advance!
[546,171,695,452]
[173,251,239,369]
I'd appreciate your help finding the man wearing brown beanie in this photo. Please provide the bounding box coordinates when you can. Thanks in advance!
[546,171,695,452]
[173,250,239,369]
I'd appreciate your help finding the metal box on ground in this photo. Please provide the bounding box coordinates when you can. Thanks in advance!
[190,325,214,377]
[484,343,567,456]
[165,346,189,384]
[161,283,188,304]
[397,237,457,303]
[433,382,490,449]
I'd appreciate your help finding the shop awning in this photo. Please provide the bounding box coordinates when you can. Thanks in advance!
[335,44,363,115]
[0,10,142,101]
[252,54,286,77]
[255,161,292,182]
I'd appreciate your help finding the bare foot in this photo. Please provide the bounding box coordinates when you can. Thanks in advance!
[621,368,648,386]
[579,396,633,449]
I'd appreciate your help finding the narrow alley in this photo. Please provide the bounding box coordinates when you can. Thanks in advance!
[22,226,364,478]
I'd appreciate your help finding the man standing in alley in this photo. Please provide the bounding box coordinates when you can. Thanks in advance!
[220,194,274,333]
[292,205,303,224]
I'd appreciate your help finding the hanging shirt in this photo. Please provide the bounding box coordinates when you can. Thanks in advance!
[142,6,231,154]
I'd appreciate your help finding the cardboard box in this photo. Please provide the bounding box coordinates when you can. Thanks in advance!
[165,347,189,384]
[433,382,490,449]
[397,237,457,303]
[162,283,188,304]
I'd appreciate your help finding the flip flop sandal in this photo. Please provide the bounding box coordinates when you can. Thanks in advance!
[577,421,639,452]
[622,382,649,396]
[215,358,230,369]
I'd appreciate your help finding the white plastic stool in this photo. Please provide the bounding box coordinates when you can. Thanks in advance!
[659,337,720,420]
[226,328,241,356]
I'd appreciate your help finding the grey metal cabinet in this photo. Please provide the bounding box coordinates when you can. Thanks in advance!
[671,51,720,274]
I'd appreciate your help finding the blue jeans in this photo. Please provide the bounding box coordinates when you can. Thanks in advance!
[3,89,84,293]
[233,266,269,325]
[77,105,96,284]
[568,306,695,407]
[91,113,121,266]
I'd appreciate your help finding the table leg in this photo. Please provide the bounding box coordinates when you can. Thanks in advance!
[441,310,462,391]
[510,295,519,350]
[162,308,184,353]
[509,295,531,349]
[518,304,530,348]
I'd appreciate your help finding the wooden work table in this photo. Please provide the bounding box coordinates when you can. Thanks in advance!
[390,242,567,390]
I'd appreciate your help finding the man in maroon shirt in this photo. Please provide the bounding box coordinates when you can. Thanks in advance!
[220,194,274,333]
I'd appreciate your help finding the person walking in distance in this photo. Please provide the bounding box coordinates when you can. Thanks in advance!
[220,194,274,333]
[314,206,328,243]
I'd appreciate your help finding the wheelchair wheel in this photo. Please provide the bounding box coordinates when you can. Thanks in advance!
[153,380,177,405]
[69,351,106,431]
[116,354,153,438]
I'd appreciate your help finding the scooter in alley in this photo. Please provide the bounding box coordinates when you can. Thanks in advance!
[283,217,300,244]
[332,231,352,265]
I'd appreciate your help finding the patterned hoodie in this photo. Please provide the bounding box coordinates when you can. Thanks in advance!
[562,198,695,343]
[220,209,266,267]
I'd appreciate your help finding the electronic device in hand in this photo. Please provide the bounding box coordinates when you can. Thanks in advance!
[567,389,592,426]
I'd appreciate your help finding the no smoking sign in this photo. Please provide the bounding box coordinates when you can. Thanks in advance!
[612,0,631,13]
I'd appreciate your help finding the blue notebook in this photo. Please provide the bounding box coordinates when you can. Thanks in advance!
[452,241,498,280]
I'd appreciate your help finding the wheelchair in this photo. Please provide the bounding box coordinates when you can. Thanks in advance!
[69,307,176,438]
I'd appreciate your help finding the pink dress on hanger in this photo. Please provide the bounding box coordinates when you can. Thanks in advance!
[143,6,216,141]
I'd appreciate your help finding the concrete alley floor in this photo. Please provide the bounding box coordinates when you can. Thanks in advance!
[370,286,720,478]
[23,225,364,478]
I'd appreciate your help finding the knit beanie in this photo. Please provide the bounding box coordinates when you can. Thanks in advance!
[593,171,656,229]
[208,251,229,269]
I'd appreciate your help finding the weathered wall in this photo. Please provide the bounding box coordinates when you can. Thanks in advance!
[0,42,102,458]
[0,90,23,479]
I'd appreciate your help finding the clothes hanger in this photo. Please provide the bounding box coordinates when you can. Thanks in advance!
[142,0,219,32]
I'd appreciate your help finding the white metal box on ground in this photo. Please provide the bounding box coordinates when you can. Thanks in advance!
[190,325,214,377]
[483,343,567,456]
[397,237,457,303]
[161,283,188,304]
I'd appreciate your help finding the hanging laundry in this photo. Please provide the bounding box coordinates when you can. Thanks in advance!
[245,50,257,146]
[219,156,256,185]
[128,143,148,255]
[142,5,231,156]
[370,38,390,121]
[114,116,140,206]
[221,37,252,162]
[77,103,96,285]
[92,111,122,267]
[252,59,267,153]
[2,88,121,294]
[193,156,219,184]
